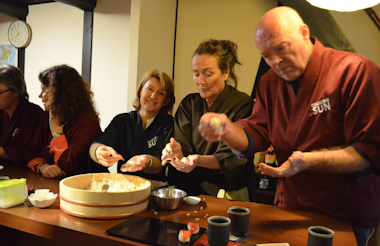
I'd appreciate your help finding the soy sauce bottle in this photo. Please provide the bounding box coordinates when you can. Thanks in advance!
[259,145,277,190]
[264,145,277,168]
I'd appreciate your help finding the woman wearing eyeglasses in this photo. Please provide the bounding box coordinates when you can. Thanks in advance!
[0,65,43,166]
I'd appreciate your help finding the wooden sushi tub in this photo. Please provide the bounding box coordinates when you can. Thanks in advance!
[59,173,151,219]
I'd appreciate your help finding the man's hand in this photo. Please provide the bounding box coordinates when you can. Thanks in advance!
[258,151,306,177]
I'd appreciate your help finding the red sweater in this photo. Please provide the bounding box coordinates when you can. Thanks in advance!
[26,111,101,176]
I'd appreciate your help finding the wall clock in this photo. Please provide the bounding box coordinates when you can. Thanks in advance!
[8,20,32,49]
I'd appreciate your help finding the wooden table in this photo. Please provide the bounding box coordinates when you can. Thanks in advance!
[0,163,357,246]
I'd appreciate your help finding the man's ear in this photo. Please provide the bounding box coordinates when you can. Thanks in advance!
[300,23,310,41]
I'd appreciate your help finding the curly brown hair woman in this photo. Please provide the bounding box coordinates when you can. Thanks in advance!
[39,64,99,125]
[26,64,101,178]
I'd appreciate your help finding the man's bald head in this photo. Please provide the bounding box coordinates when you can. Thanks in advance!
[254,7,314,81]
[255,7,305,45]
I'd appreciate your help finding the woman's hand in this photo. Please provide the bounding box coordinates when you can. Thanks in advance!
[168,154,198,173]
[198,113,229,142]
[120,155,150,172]
[161,138,184,166]
[40,163,66,179]
[96,146,125,167]
[49,110,64,135]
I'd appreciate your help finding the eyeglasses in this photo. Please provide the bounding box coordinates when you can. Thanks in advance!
[0,89,11,97]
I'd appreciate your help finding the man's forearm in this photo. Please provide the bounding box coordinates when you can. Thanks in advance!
[302,146,372,174]
[221,121,249,152]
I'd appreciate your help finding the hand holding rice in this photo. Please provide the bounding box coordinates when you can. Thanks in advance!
[210,117,224,135]
[125,160,136,167]
[181,157,190,164]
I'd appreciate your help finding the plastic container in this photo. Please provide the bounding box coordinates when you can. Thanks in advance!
[0,178,27,208]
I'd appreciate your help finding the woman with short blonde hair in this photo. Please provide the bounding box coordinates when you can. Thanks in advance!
[89,69,175,181]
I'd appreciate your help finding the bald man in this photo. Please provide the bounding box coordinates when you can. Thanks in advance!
[199,6,380,246]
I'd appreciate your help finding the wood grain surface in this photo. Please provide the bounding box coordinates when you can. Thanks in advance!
[0,163,357,246]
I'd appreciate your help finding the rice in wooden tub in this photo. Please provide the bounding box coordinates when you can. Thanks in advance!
[59,173,151,219]
[87,176,150,192]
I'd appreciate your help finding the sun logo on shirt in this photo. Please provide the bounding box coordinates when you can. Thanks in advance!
[147,136,158,148]
[311,98,331,115]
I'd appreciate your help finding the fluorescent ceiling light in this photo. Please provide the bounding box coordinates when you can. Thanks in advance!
[306,0,380,12]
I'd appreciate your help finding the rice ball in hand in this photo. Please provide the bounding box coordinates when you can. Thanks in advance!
[181,157,190,164]
[210,117,224,135]
[125,160,136,167]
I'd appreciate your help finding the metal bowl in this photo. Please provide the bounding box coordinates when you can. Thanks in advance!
[151,188,187,210]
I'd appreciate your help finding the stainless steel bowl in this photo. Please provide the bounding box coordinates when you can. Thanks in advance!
[151,188,187,210]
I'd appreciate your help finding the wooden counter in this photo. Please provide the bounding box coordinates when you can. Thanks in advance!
[0,163,357,246]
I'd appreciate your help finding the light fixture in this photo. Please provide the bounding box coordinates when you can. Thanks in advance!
[306,0,380,12]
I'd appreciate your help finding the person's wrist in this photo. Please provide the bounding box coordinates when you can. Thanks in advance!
[95,145,104,163]
[291,151,308,170]
[143,154,152,168]
[37,163,46,173]
[300,151,311,169]
[193,154,200,167]
[220,119,230,139]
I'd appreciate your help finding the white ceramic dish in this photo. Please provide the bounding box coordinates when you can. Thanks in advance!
[184,196,201,205]
[28,192,57,208]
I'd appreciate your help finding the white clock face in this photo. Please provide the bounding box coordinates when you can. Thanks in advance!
[8,20,32,48]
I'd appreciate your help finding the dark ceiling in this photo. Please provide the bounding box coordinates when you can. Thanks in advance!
[0,0,97,19]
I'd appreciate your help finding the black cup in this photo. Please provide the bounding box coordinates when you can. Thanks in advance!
[228,206,250,237]
[308,226,334,246]
[207,216,231,246]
